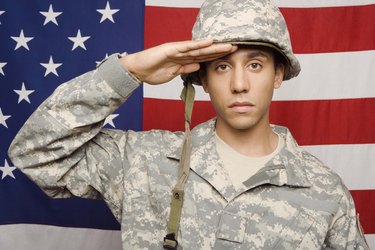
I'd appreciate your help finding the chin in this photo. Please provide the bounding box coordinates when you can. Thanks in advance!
[226,118,257,131]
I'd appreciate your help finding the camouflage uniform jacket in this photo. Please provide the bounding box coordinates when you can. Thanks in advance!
[9,55,369,250]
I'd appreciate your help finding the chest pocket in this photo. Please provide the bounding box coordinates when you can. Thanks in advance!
[216,212,247,243]
[214,207,318,250]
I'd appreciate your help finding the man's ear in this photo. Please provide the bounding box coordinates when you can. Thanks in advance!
[274,64,284,89]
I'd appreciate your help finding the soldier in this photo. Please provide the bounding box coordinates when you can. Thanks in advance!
[9,0,369,249]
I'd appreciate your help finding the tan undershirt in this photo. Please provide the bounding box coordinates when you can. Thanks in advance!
[215,132,284,190]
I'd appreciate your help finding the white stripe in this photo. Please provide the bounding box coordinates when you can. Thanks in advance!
[146,0,203,8]
[0,224,122,250]
[143,50,375,101]
[0,224,373,250]
[365,234,375,250]
[303,144,375,190]
[275,51,375,101]
[277,0,375,8]
[146,0,375,8]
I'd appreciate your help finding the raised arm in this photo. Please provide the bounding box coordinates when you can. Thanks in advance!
[8,40,236,220]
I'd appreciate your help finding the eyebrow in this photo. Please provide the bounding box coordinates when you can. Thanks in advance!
[220,51,269,61]
[246,51,269,59]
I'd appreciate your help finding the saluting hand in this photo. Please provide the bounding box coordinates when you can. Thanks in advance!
[120,39,237,85]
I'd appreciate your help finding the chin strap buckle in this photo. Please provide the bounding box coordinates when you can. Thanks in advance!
[163,233,178,250]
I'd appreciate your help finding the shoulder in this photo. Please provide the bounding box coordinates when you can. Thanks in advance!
[300,148,343,186]
[296,143,353,207]
[274,125,351,203]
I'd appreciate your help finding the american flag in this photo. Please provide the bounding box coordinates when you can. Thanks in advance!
[0,0,374,249]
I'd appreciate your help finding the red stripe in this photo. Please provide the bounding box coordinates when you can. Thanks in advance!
[143,98,375,145]
[282,5,375,53]
[270,98,375,145]
[144,7,199,49]
[350,190,375,234]
[144,5,375,53]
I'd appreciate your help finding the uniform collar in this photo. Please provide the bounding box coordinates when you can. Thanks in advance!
[166,119,312,201]
[166,119,237,201]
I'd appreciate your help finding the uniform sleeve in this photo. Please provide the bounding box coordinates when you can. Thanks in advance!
[324,184,370,250]
[8,54,141,221]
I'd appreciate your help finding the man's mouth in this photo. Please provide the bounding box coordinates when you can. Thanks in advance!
[229,101,255,113]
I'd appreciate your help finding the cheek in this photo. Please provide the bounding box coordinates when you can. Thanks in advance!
[207,88,227,114]
[252,81,276,105]
[208,88,224,106]
[204,74,228,97]
[262,84,275,100]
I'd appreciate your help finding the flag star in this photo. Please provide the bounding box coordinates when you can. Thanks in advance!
[104,114,119,128]
[0,108,11,128]
[96,53,109,66]
[68,29,90,50]
[14,82,35,104]
[0,62,7,75]
[40,56,62,76]
[97,2,120,23]
[0,160,16,180]
[0,10,4,24]
[11,29,34,50]
[40,4,62,26]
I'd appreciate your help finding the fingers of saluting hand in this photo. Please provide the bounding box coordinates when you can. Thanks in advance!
[173,39,215,53]
[121,40,237,85]
[168,40,237,62]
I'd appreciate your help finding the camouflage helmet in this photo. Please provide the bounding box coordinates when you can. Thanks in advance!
[182,0,301,84]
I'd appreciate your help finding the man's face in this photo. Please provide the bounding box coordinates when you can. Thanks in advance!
[201,47,284,134]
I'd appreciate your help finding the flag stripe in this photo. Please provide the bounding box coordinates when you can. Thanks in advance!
[143,98,375,145]
[0,224,122,250]
[282,5,375,53]
[144,5,375,53]
[0,223,373,249]
[146,0,375,8]
[304,144,375,190]
[143,50,375,101]
[365,234,375,250]
[272,51,375,100]
[144,7,200,48]
[269,99,375,145]
[350,190,375,234]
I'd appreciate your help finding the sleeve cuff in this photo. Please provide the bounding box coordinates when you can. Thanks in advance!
[96,53,141,98]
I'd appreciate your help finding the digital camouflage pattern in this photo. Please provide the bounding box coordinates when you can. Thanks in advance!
[9,55,369,249]
[191,0,300,81]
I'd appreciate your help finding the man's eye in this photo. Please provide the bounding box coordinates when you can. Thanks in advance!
[216,64,229,71]
[249,63,262,70]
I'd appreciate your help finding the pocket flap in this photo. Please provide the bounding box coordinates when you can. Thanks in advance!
[216,212,247,243]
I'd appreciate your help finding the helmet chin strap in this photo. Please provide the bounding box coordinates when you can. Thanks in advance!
[163,82,195,249]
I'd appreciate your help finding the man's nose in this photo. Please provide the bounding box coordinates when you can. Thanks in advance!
[230,67,250,93]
